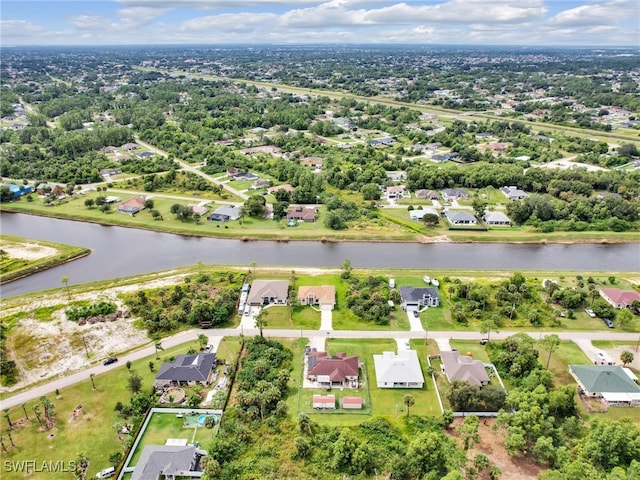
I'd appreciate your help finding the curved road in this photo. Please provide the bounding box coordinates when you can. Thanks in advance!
[1,324,638,410]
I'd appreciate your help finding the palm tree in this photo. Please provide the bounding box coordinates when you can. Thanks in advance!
[0,436,6,453]
[5,429,15,447]
[254,309,267,338]
[21,403,29,421]
[3,409,12,429]
[154,339,164,359]
[90,373,96,390]
[61,275,71,300]
[298,412,312,435]
[33,405,43,426]
[403,394,415,417]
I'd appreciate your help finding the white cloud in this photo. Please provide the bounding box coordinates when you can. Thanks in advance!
[117,6,170,28]
[179,12,278,33]
[116,0,323,7]
[70,15,113,30]
[0,20,47,38]
[547,0,637,26]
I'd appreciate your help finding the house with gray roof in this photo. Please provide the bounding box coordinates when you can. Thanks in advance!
[501,186,528,201]
[131,444,207,480]
[569,365,640,406]
[441,189,469,201]
[483,211,512,226]
[373,350,424,388]
[440,350,490,387]
[399,286,440,309]
[247,280,289,306]
[207,205,240,223]
[444,210,477,225]
[153,353,216,390]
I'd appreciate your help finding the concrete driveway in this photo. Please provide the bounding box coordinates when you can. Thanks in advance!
[320,306,333,331]
[406,309,425,332]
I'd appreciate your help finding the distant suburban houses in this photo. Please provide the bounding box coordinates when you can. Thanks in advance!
[414,189,439,200]
[409,207,439,221]
[207,205,240,223]
[116,196,146,215]
[385,185,409,200]
[247,280,289,306]
[153,352,216,390]
[599,288,640,309]
[441,189,469,201]
[373,350,424,388]
[444,210,478,225]
[483,211,512,226]
[501,186,528,201]
[287,207,317,223]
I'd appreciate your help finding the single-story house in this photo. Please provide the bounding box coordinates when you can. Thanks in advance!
[399,286,440,309]
[300,157,324,169]
[121,142,139,151]
[35,183,64,196]
[104,196,121,204]
[102,146,118,154]
[414,189,439,200]
[409,207,439,221]
[207,205,240,223]
[430,153,449,163]
[287,207,316,222]
[116,196,146,215]
[440,350,490,387]
[385,185,409,200]
[369,137,396,147]
[599,288,640,309]
[136,151,155,159]
[2,183,32,197]
[298,285,336,309]
[373,350,424,388]
[501,186,528,201]
[232,172,259,181]
[475,132,494,139]
[307,351,359,387]
[188,204,209,216]
[341,396,364,410]
[247,279,289,306]
[483,211,512,226]
[441,189,469,201]
[444,210,478,225]
[131,444,207,480]
[386,171,407,182]
[569,365,640,406]
[312,394,336,409]
[100,168,122,177]
[153,353,216,390]
[250,178,273,190]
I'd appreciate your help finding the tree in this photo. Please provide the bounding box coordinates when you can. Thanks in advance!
[298,412,313,435]
[480,319,498,342]
[61,275,71,300]
[4,428,15,448]
[457,414,480,450]
[341,259,352,279]
[242,194,266,218]
[254,309,266,337]
[20,403,29,421]
[126,360,132,371]
[90,373,96,390]
[148,361,155,372]
[423,212,440,226]
[620,350,634,367]
[33,404,43,426]
[541,334,561,369]
[441,409,455,429]
[127,373,143,395]
[84,198,94,208]
[3,409,12,429]
[403,394,415,417]
[197,334,208,351]
[472,196,487,219]
[152,335,164,359]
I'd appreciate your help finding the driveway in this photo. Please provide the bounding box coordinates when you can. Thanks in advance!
[320,306,333,331]
[238,306,260,332]
[406,309,425,332]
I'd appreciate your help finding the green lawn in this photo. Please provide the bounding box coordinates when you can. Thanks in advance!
[0,336,233,480]
[449,340,491,362]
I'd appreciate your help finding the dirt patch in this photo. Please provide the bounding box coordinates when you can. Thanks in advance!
[603,345,640,370]
[1,242,58,260]
[446,418,546,479]
[418,235,451,243]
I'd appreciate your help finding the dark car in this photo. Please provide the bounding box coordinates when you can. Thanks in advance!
[480,338,489,345]
[412,310,419,318]
[602,318,614,328]
[103,357,118,366]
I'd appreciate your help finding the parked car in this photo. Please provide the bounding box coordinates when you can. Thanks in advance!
[96,467,116,479]
[412,310,419,318]
[585,308,596,318]
[480,338,489,345]
[103,357,118,366]
[204,344,213,353]
[602,318,614,328]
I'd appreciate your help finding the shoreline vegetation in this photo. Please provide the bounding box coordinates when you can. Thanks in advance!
[0,234,90,285]
[2,208,639,246]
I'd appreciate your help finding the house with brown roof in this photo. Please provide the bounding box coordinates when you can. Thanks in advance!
[440,350,490,387]
[385,185,409,200]
[298,285,336,310]
[300,157,324,169]
[415,189,439,200]
[240,145,282,156]
[121,142,139,151]
[116,196,146,215]
[247,280,289,306]
[307,351,360,388]
[599,288,640,309]
[286,207,316,222]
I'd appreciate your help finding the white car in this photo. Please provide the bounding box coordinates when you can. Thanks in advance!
[585,308,596,318]
[96,467,115,479]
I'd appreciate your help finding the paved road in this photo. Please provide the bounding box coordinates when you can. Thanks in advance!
[2,325,639,410]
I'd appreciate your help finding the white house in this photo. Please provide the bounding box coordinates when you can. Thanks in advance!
[373,350,424,388]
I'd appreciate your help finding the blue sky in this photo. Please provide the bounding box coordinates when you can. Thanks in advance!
[1,0,639,46]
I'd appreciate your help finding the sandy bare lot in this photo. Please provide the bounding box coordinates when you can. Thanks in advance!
[1,242,59,260]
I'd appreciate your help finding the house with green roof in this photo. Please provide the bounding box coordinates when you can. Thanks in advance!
[569,365,640,407]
